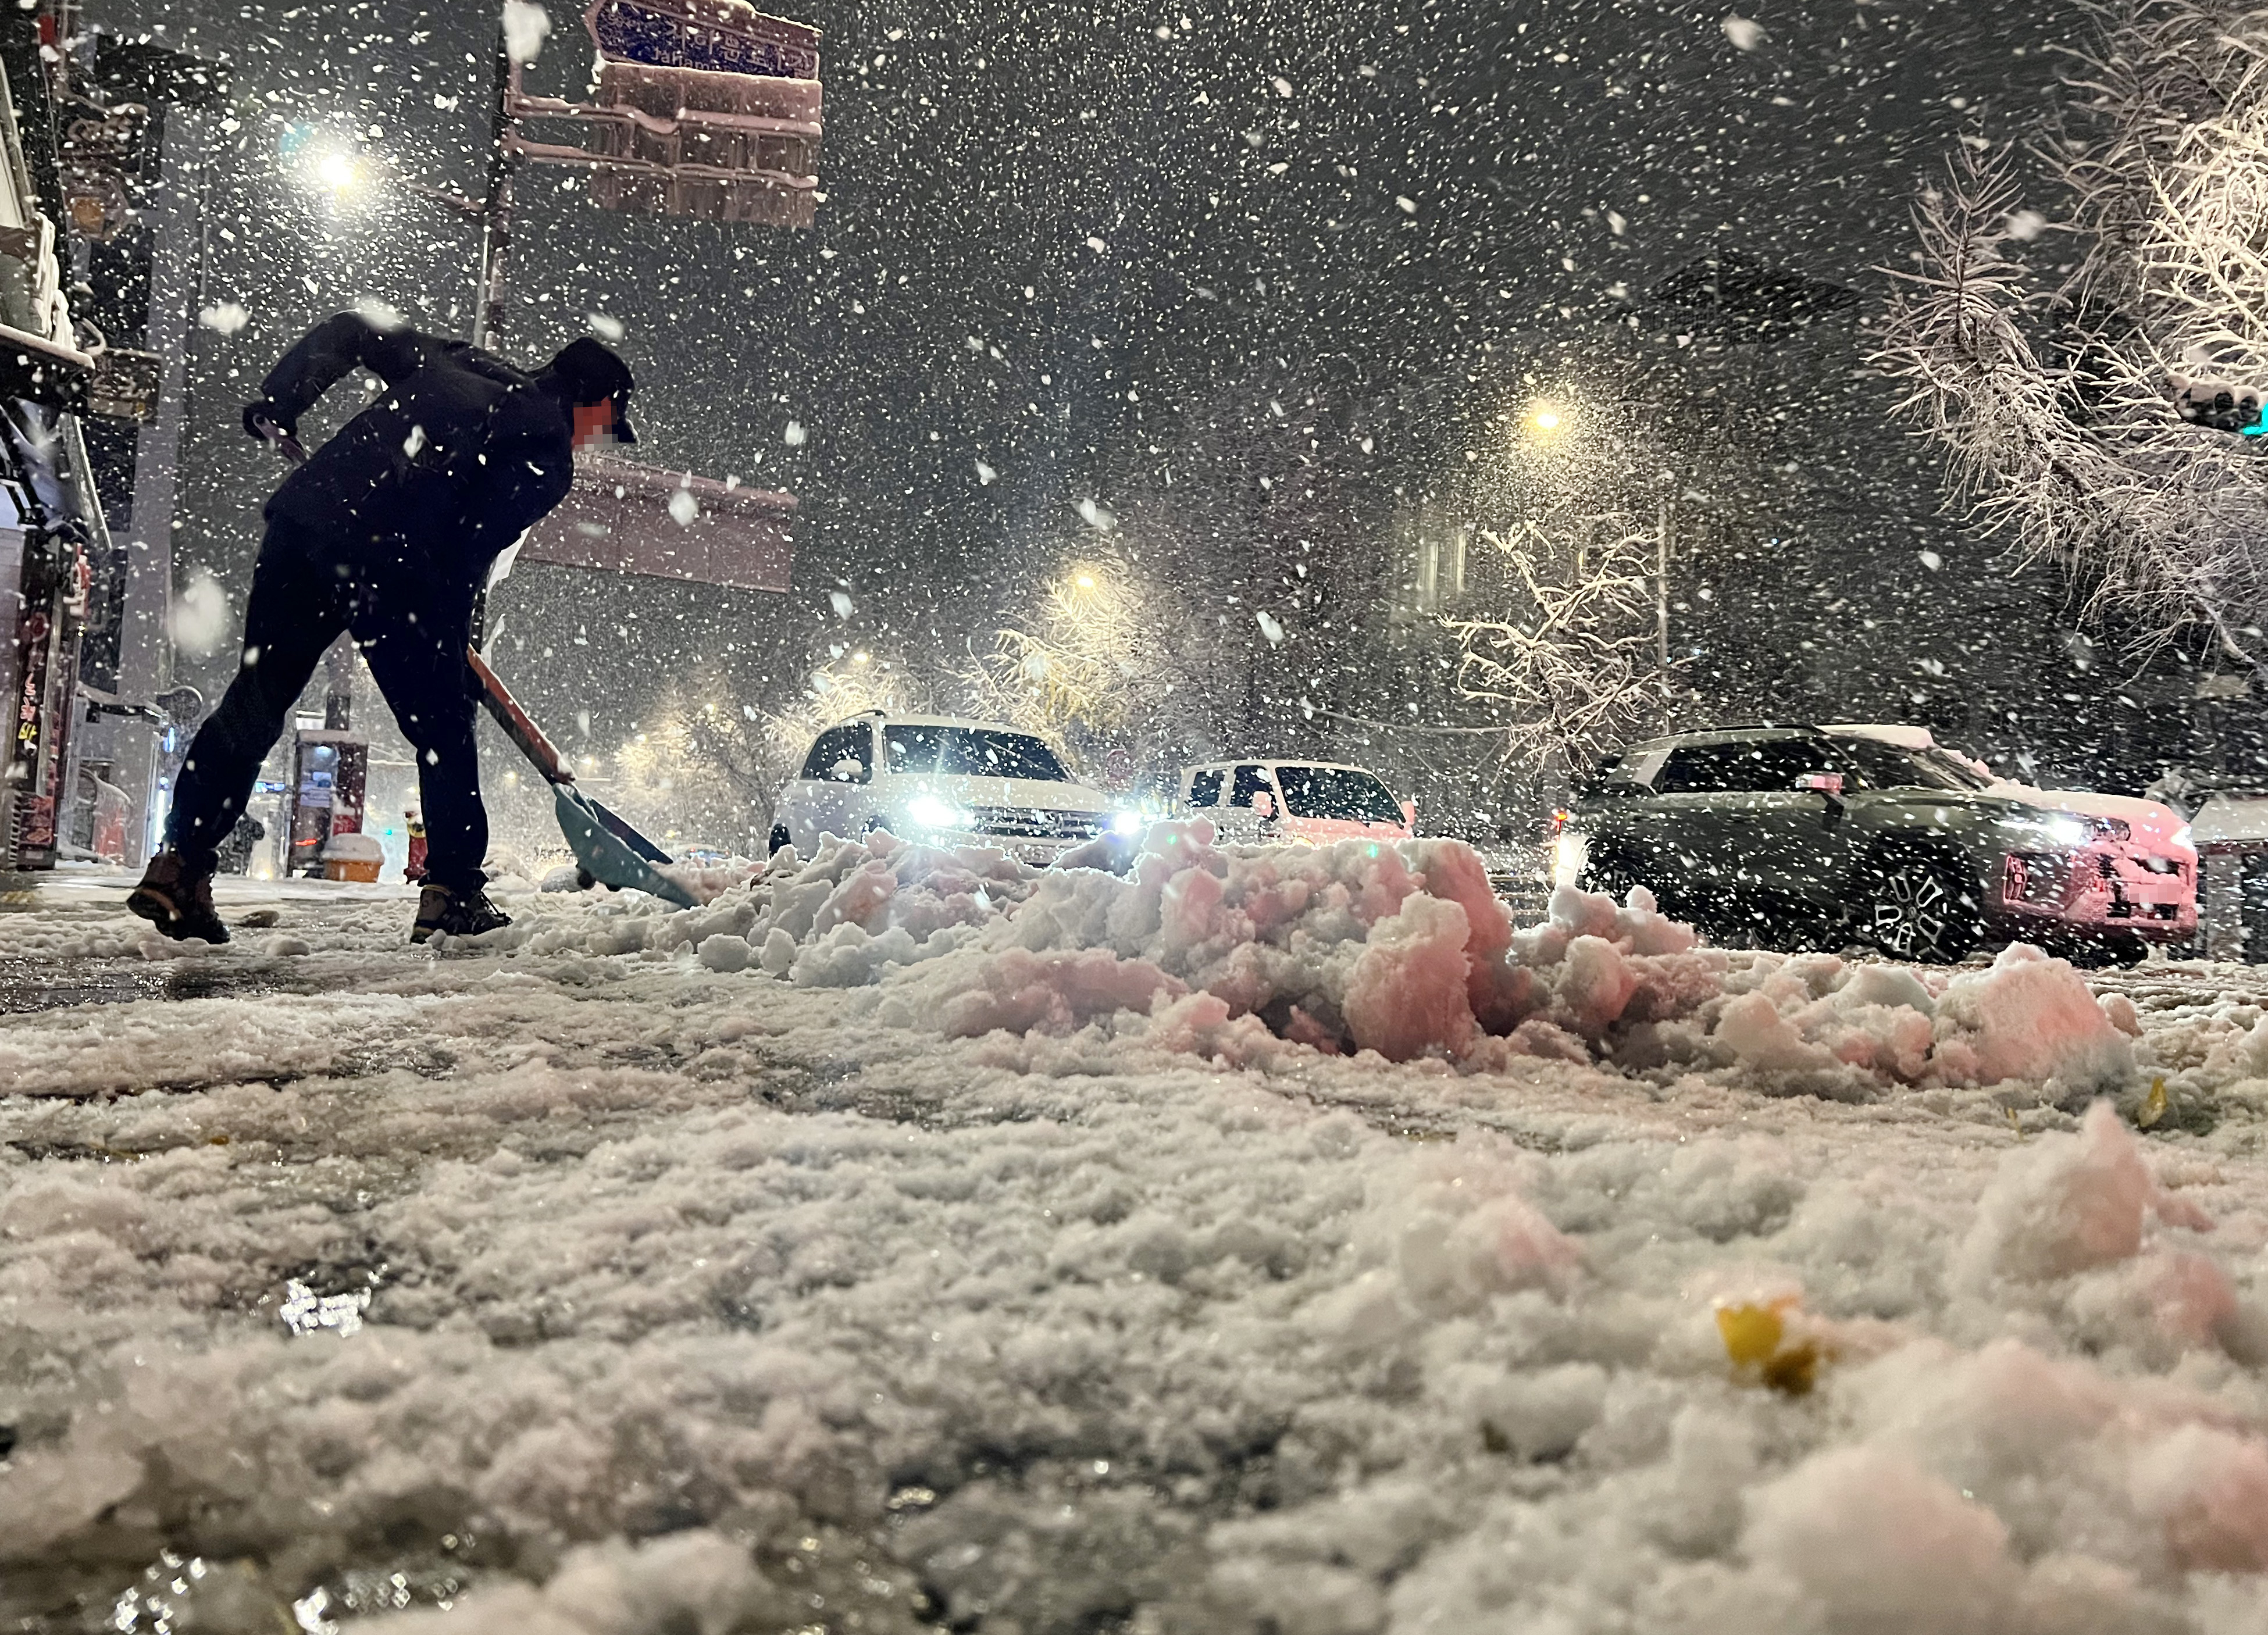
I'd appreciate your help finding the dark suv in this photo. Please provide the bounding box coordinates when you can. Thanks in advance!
[1563,726,2180,963]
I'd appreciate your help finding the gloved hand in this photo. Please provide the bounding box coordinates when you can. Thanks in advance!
[243,400,295,441]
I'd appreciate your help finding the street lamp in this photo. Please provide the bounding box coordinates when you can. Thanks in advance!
[313,149,359,194]
[1527,402,1565,437]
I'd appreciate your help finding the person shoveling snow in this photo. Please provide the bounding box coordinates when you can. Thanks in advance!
[127,314,637,945]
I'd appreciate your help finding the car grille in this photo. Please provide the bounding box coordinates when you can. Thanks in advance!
[966,806,1104,841]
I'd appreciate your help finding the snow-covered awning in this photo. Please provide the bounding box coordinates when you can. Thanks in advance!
[518,454,793,592]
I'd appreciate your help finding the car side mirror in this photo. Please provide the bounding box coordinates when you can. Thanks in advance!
[1400,798,1418,826]
[1251,791,1276,820]
[1796,772,1845,795]
[830,756,864,781]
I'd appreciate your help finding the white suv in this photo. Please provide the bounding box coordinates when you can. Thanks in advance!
[769,713,1139,864]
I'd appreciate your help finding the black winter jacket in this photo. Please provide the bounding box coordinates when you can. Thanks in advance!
[260,313,577,596]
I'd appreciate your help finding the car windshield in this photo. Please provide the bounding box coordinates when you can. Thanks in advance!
[1274,766,1404,824]
[1832,738,1984,794]
[883,725,1070,781]
[1916,747,1997,791]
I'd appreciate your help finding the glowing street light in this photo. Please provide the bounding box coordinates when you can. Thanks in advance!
[1075,572,1097,590]
[1528,404,1564,435]
[313,149,360,194]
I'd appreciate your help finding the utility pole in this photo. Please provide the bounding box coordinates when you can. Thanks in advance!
[470,25,515,350]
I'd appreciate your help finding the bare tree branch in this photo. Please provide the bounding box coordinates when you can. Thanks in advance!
[1874,1,2268,672]
[1445,516,1669,784]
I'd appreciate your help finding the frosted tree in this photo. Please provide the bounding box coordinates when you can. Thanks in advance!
[956,561,1214,776]
[958,567,1136,747]
[1445,514,1668,790]
[614,658,927,845]
[1874,0,2268,670]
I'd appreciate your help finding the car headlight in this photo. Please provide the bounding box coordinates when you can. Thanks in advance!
[2003,814,2088,850]
[904,794,969,831]
[2170,823,2194,852]
[1108,811,1144,838]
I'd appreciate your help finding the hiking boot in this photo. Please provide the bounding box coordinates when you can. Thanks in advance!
[411,883,511,944]
[126,853,231,944]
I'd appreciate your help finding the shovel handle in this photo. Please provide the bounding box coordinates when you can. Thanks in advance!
[466,645,573,785]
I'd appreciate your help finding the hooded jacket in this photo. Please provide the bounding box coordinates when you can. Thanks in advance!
[259,312,577,595]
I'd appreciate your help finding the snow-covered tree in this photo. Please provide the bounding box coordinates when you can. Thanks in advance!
[1445,514,1668,792]
[614,658,928,847]
[955,559,1221,777]
[957,566,1141,746]
[1875,0,2268,670]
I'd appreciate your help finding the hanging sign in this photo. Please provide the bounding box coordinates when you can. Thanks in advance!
[584,0,819,79]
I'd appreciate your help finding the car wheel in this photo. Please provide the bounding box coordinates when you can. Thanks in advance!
[1579,845,1642,905]
[1863,848,1982,963]
[768,824,791,856]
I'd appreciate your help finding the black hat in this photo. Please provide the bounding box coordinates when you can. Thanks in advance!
[547,336,638,444]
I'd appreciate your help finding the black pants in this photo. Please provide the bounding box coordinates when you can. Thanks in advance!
[166,522,487,894]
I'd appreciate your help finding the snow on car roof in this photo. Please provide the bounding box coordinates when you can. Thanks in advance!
[1179,759,1388,774]
[821,712,1058,734]
[1821,722,1938,749]
[1620,724,1818,754]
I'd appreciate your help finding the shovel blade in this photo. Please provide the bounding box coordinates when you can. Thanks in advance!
[554,784,697,909]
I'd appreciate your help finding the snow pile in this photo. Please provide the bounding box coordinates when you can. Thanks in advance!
[1710,1112,2268,1631]
[1677,944,2135,1101]
[625,825,2124,1104]
[1933,945,2137,1093]
[866,827,1706,1066]
[1959,1099,2216,1288]
[463,825,2151,1106]
[489,830,1036,982]
[354,1532,811,1635]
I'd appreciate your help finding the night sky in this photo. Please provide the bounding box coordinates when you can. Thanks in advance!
[86,0,2138,830]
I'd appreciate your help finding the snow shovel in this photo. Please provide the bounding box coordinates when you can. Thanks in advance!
[254,419,697,910]
[462,649,697,909]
